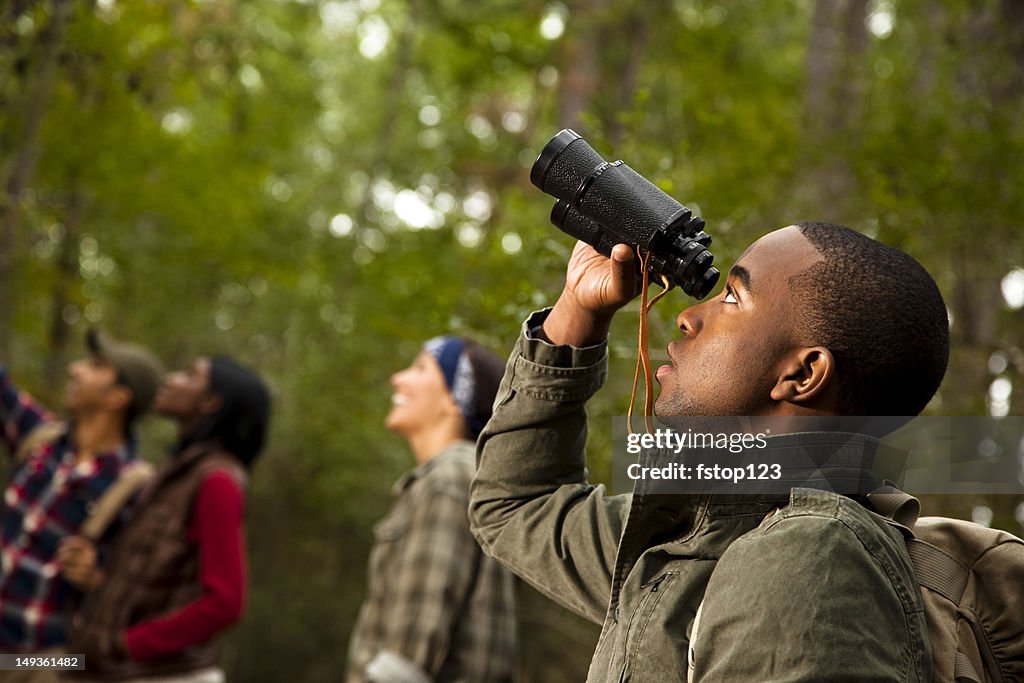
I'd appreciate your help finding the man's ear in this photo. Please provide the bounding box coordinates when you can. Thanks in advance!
[770,346,836,405]
[106,385,133,413]
[199,393,223,416]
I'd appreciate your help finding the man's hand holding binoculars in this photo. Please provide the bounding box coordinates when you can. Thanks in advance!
[542,241,639,348]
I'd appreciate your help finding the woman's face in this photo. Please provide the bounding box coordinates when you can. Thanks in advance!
[154,356,218,423]
[384,351,457,437]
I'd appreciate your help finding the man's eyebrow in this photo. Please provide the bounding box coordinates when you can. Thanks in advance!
[729,265,753,294]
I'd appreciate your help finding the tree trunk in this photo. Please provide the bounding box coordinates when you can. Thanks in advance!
[0,0,72,357]
[353,0,420,233]
[44,188,84,386]
[604,4,652,149]
[800,0,869,218]
[557,0,610,131]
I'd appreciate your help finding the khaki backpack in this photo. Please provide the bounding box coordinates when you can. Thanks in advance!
[867,485,1024,683]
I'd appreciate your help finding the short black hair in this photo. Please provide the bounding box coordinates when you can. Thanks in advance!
[789,222,949,416]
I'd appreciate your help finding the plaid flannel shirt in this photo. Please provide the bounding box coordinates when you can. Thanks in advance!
[0,365,137,651]
[346,441,518,683]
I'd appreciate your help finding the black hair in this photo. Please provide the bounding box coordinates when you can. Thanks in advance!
[789,222,949,416]
[460,339,507,439]
[181,357,271,468]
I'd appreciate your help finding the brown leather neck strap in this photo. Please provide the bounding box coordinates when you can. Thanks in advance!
[629,247,673,434]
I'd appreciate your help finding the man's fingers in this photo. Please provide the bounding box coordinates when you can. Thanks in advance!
[57,536,95,569]
[610,243,634,263]
[60,535,90,550]
[609,244,637,299]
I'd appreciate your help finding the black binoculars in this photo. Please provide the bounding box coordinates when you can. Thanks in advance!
[531,129,719,299]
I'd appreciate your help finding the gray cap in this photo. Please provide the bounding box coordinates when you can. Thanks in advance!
[86,328,164,418]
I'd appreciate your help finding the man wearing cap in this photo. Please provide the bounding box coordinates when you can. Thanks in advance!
[346,336,518,683]
[0,329,162,678]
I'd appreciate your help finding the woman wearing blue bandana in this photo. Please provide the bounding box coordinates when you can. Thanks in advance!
[346,337,519,683]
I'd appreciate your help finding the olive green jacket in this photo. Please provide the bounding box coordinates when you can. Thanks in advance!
[469,310,930,682]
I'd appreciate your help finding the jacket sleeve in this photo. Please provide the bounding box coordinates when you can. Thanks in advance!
[0,365,55,458]
[469,309,631,625]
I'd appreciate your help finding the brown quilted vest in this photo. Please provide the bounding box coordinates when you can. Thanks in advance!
[70,443,247,680]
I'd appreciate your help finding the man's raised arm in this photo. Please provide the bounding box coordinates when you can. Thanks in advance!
[0,364,56,458]
[469,242,638,624]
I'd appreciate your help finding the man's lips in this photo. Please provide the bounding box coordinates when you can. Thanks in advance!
[655,364,673,382]
[657,342,685,382]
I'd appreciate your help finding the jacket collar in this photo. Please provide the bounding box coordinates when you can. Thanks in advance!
[392,439,474,496]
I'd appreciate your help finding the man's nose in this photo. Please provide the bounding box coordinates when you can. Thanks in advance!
[675,302,705,337]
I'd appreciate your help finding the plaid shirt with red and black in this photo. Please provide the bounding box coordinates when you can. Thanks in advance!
[0,365,138,651]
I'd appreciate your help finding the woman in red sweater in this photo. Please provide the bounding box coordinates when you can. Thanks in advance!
[58,356,270,682]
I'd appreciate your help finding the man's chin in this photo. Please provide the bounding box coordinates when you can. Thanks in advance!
[653,399,685,429]
[653,397,708,429]
[62,392,80,413]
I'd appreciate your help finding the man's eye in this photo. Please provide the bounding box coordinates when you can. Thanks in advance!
[724,288,738,304]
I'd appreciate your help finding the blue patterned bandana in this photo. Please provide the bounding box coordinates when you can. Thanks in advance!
[423,336,482,437]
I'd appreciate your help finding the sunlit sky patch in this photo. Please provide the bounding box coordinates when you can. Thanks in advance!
[393,189,443,230]
[867,0,895,39]
[1001,268,1024,310]
[330,214,353,237]
[540,4,567,40]
[358,15,390,59]
[161,109,193,135]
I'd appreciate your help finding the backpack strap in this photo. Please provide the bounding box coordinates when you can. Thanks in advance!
[904,537,971,604]
[867,484,971,603]
[79,461,155,541]
[14,421,67,464]
[866,481,921,529]
[954,651,982,683]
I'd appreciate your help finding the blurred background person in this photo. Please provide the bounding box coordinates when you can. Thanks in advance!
[346,336,518,683]
[0,330,161,683]
[57,356,271,683]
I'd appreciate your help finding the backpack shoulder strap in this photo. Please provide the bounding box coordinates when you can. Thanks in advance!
[866,483,971,601]
[904,537,971,604]
[79,461,156,541]
[866,482,921,529]
[14,421,67,464]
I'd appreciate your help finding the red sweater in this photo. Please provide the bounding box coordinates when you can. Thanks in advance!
[122,471,247,660]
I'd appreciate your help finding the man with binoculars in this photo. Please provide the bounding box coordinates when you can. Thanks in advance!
[469,219,949,680]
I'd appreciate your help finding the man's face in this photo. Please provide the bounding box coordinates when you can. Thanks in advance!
[64,357,128,415]
[654,226,824,419]
[154,357,216,423]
